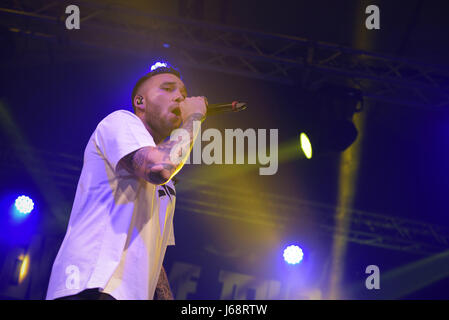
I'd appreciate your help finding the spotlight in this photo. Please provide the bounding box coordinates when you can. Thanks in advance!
[18,254,30,284]
[11,253,30,285]
[299,84,363,157]
[300,132,312,159]
[283,245,304,265]
[14,195,34,215]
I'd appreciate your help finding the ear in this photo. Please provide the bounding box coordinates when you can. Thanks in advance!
[134,95,144,112]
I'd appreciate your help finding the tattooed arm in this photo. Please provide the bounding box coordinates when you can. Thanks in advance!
[119,111,204,185]
[154,266,174,300]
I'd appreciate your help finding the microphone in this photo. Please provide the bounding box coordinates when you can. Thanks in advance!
[206,101,247,116]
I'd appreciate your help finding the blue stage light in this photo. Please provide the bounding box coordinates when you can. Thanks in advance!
[283,245,304,265]
[14,195,34,215]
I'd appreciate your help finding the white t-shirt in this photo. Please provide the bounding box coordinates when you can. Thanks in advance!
[46,110,176,300]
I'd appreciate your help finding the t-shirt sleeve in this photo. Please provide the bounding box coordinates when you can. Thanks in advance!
[94,110,156,172]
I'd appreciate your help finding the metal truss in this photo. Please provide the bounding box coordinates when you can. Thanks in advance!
[1,0,449,108]
[1,144,448,256]
[180,182,449,256]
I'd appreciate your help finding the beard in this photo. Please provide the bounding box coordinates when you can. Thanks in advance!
[154,115,180,139]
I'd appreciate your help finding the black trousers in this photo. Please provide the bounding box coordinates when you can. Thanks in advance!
[55,288,116,300]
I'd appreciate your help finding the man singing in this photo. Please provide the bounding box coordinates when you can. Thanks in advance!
[46,63,207,300]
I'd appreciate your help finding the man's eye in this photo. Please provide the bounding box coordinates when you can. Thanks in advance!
[162,87,173,92]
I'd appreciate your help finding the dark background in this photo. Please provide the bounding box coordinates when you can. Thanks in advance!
[0,0,448,300]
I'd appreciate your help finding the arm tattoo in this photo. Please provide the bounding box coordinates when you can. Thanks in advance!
[147,163,176,185]
[154,266,174,300]
[157,113,203,160]
[132,148,147,170]
[147,113,203,184]
[119,150,138,174]
[120,113,204,184]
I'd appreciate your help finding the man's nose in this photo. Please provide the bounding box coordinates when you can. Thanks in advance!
[173,89,185,102]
